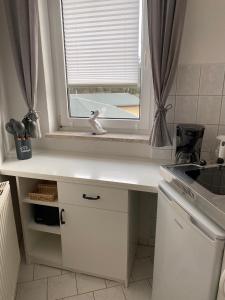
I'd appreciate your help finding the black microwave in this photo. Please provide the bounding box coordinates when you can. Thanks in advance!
[33,205,60,226]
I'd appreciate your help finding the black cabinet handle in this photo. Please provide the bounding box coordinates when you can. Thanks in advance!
[60,209,65,224]
[82,194,100,200]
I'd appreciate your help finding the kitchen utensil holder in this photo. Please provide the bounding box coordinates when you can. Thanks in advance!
[15,137,32,160]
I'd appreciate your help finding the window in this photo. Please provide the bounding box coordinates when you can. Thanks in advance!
[61,0,142,120]
[48,0,152,131]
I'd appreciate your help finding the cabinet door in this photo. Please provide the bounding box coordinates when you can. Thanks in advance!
[60,204,128,281]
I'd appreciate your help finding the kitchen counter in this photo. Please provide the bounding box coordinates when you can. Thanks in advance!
[0,150,168,192]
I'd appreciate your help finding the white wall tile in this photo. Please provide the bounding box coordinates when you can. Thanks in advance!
[174,96,198,123]
[197,96,222,124]
[218,125,225,135]
[199,64,225,95]
[220,96,225,124]
[171,64,225,162]
[169,75,177,96]
[201,151,215,163]
[176,65,200,95]
[201,125,218,152]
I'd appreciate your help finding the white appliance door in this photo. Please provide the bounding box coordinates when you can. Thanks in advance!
[217,253,225,300]
[152,182,225,300]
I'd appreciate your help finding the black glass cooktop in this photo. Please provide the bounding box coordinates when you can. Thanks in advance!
[185,166,225,195]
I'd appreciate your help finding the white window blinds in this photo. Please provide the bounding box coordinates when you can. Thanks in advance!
[61,0,141,85]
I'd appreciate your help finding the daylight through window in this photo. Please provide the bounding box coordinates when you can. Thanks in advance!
[61,0,142,120]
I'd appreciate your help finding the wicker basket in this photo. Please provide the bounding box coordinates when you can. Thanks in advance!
[28,182,57,202]
[38,183,57,194]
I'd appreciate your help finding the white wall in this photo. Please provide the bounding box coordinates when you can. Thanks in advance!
[180,0,225,64]
[1,0,225,246]
[1,0,225,161]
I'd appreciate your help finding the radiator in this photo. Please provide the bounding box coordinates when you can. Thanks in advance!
[0,182,20,300]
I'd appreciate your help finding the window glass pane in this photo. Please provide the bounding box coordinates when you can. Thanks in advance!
[68,85,140,119]
[62,0,142,119]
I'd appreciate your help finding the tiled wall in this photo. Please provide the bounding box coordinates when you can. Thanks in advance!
[156,63,225,162]
[147,63,225,246]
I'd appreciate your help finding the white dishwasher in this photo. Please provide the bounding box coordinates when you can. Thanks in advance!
[152,181,225,300]
[218,253,225,300]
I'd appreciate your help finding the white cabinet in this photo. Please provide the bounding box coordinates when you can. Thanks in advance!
[60,204,128,281]
[58,182,132,283]
[17,178,137,285]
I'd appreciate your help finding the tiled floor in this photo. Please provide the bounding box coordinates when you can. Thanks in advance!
[16,246,154,300]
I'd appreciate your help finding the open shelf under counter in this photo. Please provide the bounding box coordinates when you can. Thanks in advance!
[29,234,62,267]
[28,220,61,235]
[23,197,59,207]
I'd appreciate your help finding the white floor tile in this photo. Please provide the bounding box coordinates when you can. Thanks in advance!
[48,273,77,300]
[76,273,106,294]
[16,279,47,300]
[61,269,74,275]
[16,258,155,299]
[63,292,94,300]
[94,286,125,300]
[123,280,152,300]
[132,258,153,281]
[34,264,61,279]
[17,262,34,283]
[105,279,121,288]
[136,246,154,260]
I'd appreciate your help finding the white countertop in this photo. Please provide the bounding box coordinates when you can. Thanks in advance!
[0,150,168,193]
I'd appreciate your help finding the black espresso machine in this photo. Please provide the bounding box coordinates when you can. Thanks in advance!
[175,124,205,164]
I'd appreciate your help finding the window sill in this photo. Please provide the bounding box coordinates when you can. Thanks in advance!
[45,131,149,144]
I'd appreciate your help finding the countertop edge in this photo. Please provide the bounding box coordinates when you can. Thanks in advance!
[0,169,159,193]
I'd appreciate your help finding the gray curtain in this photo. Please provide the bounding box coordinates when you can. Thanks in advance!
[4,0,41,138]
[147,0,187,147]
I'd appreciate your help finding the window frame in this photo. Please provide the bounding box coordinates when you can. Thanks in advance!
[48,0,153,133]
